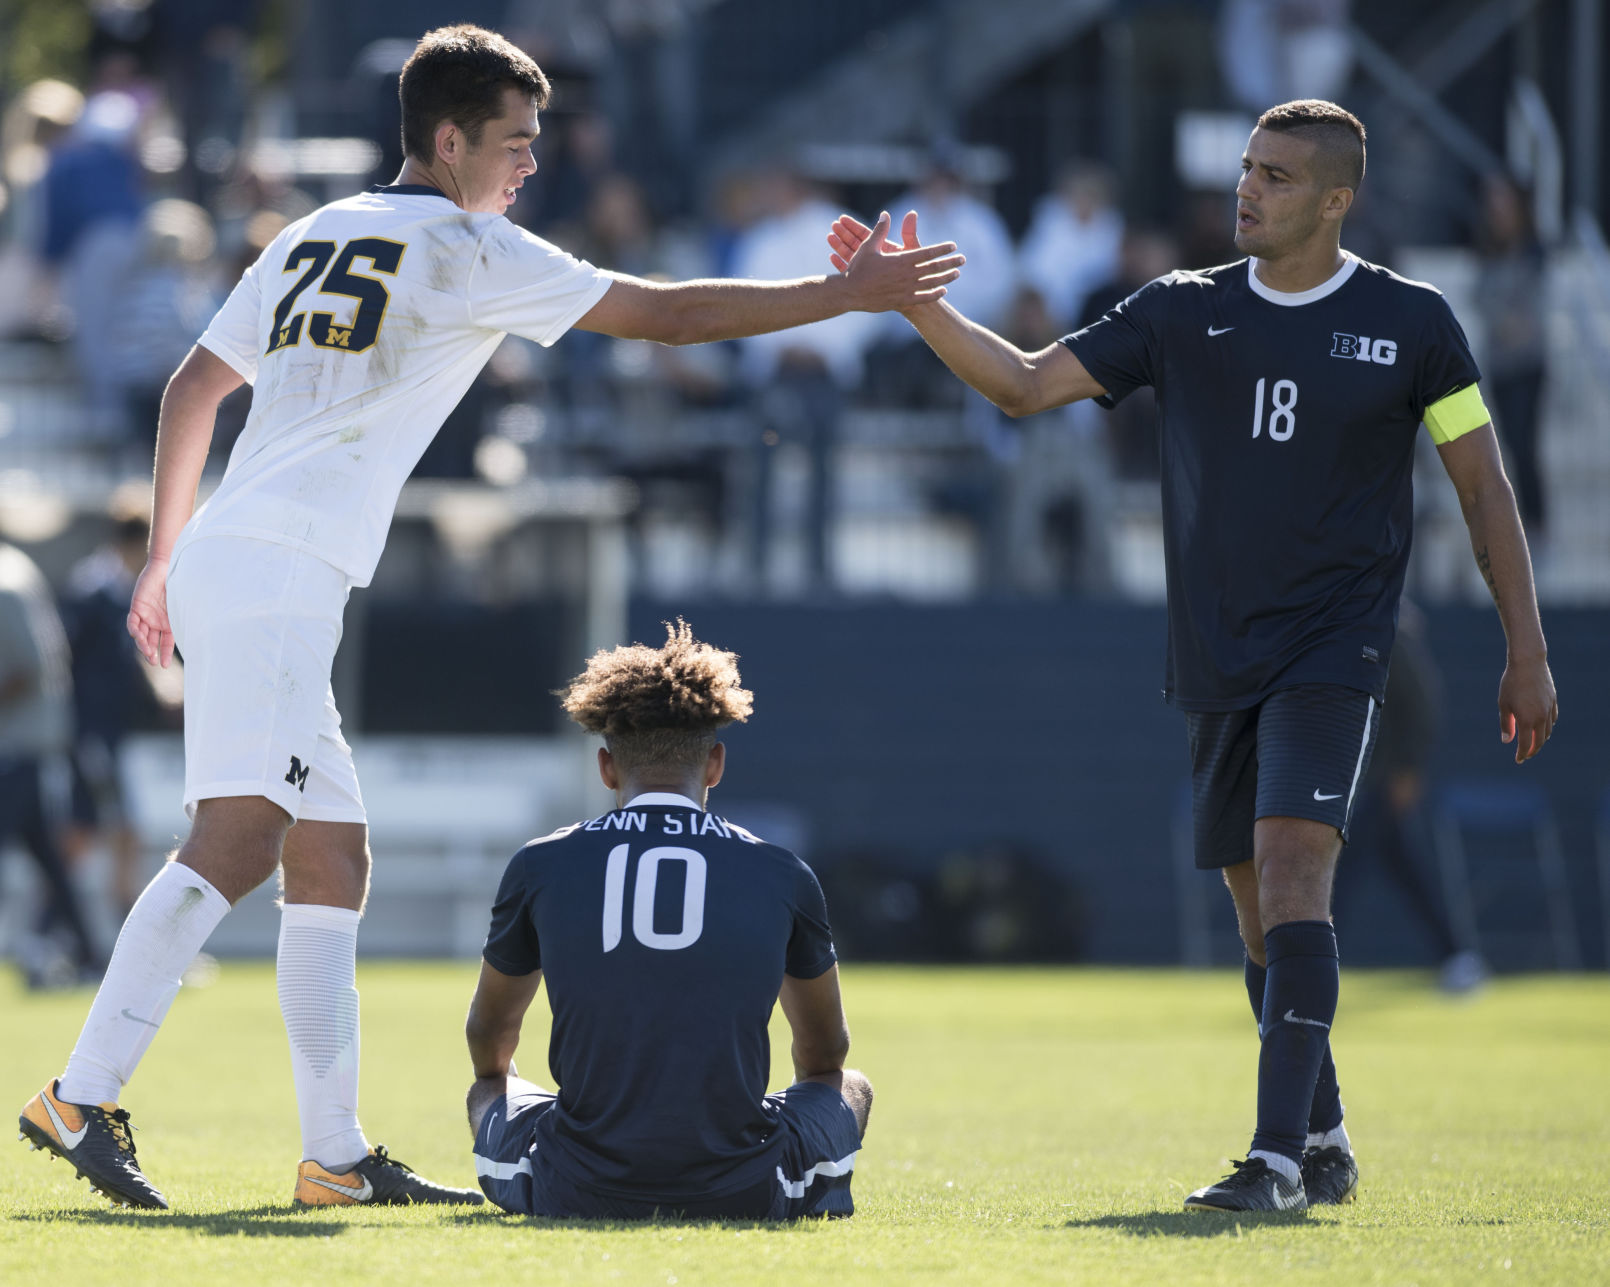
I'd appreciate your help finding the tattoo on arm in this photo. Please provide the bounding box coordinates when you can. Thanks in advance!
[1475,545,1500,606]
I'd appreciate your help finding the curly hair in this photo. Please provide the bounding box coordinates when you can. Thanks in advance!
[1256,99,1367,192]
[399,25,550,163]
[559,620,753,774]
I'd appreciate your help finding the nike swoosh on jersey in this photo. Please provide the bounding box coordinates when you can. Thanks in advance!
[42,1093,89,1150]
[1207,325,1235,336]
[302,1172,375,1201]
[1313,790,1343,801]
[1283,1009,1331,1029]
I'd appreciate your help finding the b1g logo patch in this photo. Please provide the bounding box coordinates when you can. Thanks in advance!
[1331,332,1397,365]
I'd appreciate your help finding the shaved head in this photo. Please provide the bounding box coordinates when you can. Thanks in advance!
[1256,99,1366,193]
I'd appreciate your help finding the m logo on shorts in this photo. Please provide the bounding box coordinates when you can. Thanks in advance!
[285,756,311,792]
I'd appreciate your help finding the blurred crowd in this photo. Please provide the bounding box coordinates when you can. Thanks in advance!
[0,1,1557,598]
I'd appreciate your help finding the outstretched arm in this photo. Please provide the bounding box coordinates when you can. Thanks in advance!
[1436,423,1556,762]
[828,212,1107,417]
[574,211,962,345]
[129,345,244,668]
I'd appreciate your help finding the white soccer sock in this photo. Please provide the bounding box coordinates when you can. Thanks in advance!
[58,862,231,1105]
[277,903,369,1168]
[1306,1122,1351,1153]
[1249,1149,1302,1186]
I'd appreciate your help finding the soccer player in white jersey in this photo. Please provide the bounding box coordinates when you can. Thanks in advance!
[18,24,963,1211]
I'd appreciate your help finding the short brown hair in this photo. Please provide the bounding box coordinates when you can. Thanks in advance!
[559,620,754,775]
[399,25,550,163]
[1256,99,1367,192]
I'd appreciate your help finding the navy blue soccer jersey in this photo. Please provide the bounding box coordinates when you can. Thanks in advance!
[1061,255,1483,710]
[481,792,837,1204]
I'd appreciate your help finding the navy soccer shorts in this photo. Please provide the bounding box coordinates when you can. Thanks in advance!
[473,1080,861,1220]
[1185,683,1381,870]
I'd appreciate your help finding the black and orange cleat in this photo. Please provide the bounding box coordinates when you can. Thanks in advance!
[18,1081,168,1209]
[293,1144,484,1207]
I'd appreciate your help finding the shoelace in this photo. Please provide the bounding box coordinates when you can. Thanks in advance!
[1218,1159,1265,1188]
[101,1108,138,1159]
[368,1145,415,1174]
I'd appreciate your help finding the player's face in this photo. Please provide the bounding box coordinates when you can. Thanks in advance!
[456,87,540,215]
[1233,128,1329,259]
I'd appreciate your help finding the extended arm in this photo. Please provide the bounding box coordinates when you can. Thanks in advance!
[828,212,1106,416]
[574,211,961,346]
[128,345,245,667]
[778,965,851,1082]
[465,959,545,1080]
[1436,423,1557,762]
[903,299,1106,417]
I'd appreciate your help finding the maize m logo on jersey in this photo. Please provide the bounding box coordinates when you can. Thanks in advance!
[1331,332,1397,365]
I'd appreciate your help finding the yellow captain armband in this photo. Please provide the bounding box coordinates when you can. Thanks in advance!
[1423,383,1490,444]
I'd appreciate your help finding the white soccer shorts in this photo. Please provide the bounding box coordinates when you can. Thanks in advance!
[166,535,365,824]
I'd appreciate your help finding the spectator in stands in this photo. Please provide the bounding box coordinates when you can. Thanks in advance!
[1474,175,1549,540]
[210,162,318,265]
[865,143,1016,409]
[1016,161,1123,330]
[40,67,147,440]
[0,543,101,987]
[1218,0,1354,114]
[730,166,881,390]
[730,166,879,589]
[0,80,85,340]
[106,199,223,461]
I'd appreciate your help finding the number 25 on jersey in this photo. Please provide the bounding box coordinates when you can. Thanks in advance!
[1251,377,1298,441]
[266,237,406,356]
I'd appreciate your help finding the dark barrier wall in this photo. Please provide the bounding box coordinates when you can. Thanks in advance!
[629,599,1610,968]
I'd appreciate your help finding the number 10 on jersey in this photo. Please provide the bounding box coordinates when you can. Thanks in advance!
[602,844,707,951]
[1252,377,1298,440]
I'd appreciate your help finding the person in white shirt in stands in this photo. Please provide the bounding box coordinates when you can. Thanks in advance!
[1015,161,1124,331]
[18,23,962,1213]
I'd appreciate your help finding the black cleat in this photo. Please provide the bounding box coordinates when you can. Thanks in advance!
[293,1144,485,1207]
[19,1081,168,1209]
[1184,1156,1307,1212]
[1301,1145,1359,1205]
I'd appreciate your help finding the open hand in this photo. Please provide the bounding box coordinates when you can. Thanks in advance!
[127,558,175,668]
[829,211,924,273]
[835,210,962,312]
[1499,654,1557,763]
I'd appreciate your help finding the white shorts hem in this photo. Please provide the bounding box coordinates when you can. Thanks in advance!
[294,804,369,825]
[185,780,303,822]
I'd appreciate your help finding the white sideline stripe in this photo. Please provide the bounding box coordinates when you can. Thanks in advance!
[1343,696,1377,818]
[475,1153,532,1181]
[775,1150,858,1200]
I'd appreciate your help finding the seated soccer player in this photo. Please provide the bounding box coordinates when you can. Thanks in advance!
[464,622,870,1219]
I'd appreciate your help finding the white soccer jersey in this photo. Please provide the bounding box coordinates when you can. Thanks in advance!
[186,185,613,585]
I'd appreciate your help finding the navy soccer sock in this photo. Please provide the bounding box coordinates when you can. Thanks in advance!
[1244,955,1344,1137]
[1250,920,1340,1164]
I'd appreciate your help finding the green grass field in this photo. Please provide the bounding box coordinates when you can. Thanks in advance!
[3,963,1607,1285]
